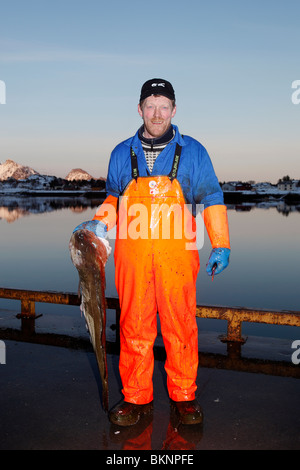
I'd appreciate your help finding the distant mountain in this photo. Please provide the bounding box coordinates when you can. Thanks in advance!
[0,159,106,195]
[0,159,106,182]
[0,159,38,181]
[65,168,94,181]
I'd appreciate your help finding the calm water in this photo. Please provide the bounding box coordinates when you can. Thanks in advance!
[0,196,299,340]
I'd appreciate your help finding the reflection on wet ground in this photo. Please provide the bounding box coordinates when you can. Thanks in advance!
[1,305,300,451]
[109,407,203,451]
[1,339,299,451]
[1,304,299,380]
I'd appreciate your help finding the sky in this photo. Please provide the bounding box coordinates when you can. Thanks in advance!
[0,0,299,183]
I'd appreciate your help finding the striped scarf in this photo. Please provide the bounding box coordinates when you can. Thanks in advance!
[138,125,175,173]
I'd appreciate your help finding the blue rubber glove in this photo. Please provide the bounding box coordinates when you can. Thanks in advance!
[73,220,107,239]
[206,248,231,276]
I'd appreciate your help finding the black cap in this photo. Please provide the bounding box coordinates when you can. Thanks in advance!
[140,78,175,103]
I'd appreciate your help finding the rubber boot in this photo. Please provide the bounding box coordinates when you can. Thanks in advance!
[109,400,153,427]
[170,399,203,425]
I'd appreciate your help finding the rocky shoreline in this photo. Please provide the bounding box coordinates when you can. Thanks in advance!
[1,187,300,204]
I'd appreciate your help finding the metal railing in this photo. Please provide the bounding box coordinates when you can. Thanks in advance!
[196,304,300,343]
[1,287,299,341]
[0,287,299,378]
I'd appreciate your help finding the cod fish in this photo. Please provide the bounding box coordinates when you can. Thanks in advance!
[69,229,109,411]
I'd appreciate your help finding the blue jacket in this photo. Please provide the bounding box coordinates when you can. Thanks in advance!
[106,124,224,212]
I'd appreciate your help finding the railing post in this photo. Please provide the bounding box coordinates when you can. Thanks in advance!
[219,309,247,344]
[20,299,36,318]
[18,300,36,335]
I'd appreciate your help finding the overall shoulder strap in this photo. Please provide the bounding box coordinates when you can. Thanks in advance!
[131,139,182,181]
[168,143,182,181]
[130,147,139,181]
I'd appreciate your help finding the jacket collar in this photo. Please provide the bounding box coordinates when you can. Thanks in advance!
[124,124,186,149]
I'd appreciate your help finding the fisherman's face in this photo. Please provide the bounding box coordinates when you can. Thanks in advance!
[138,95,176,139]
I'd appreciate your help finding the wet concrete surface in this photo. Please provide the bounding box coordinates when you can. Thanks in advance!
[1,338,300,450]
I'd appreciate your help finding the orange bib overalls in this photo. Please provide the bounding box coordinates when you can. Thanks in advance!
[114,145,200,404]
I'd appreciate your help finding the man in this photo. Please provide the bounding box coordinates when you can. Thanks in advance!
[74,79,231,426]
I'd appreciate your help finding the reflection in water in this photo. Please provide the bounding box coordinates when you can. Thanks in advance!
[0,194,299,223]
[227,201,300,216]
[1,198,300,224]
[0,195,105,222]
[0,199,299,230]
[0,196,299,331]
[0,206,30,223]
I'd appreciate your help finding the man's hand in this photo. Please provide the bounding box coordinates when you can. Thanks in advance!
[206,248,230,277]
[73,220,111,256]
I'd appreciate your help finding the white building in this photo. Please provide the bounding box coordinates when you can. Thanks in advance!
[277,180,300,191]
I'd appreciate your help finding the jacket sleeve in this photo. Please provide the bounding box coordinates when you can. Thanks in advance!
[191,140,230,248]
[202,204,231,249]
[92,194,118,231]
[105,146,122,198]
[192,143,224,209]
[92,147,121,230]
